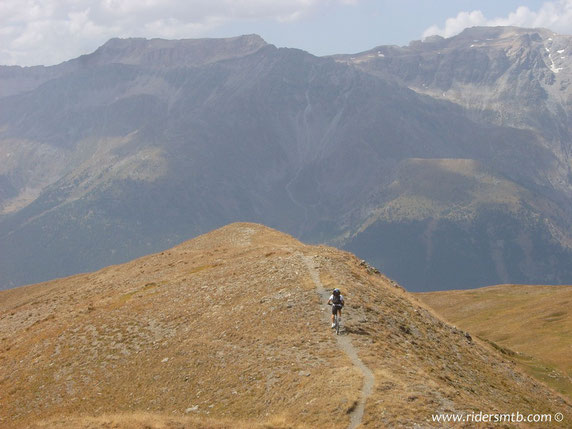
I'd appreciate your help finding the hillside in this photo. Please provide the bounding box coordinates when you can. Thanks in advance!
[418,284,572,399]
[1,223,570,428]
[1,29,572,292]
[343,158,572,291]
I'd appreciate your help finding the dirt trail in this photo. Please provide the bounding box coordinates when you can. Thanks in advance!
[302,254,375,429]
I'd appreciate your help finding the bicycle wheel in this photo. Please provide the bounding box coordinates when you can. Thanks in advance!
[335,314,340,335]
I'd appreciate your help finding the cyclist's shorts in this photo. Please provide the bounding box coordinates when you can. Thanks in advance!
[331,304,343,315]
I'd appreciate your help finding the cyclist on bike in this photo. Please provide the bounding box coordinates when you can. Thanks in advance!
[328,288,344,328]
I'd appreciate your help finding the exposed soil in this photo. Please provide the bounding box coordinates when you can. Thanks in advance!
[302,253,375,429]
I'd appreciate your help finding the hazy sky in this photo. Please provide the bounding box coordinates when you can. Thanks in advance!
[2,0,572,66]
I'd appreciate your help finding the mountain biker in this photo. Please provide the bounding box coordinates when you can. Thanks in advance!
[328,288,344,329]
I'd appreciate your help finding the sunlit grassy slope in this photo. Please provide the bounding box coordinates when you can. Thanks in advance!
[418,284,572,398]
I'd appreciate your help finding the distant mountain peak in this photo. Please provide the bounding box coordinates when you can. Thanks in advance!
[455,25,555,39]
[100,34,267,49]
[73,34,268,68]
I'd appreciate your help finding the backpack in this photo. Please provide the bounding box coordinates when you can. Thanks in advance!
[332,293,342,305]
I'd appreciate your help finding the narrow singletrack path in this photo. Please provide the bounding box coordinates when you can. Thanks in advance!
[302,254,375,429]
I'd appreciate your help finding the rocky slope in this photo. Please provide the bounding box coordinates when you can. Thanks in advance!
[1,29,572,291]
[336,26,572,201]
[0,223,570,428]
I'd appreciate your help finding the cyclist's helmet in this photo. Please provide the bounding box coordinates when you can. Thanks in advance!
[333,288,340,296]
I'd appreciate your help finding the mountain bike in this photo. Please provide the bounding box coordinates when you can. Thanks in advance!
[329,303,342,335]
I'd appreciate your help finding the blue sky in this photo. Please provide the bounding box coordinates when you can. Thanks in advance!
[1,0,570,66]
[218,0,550,55]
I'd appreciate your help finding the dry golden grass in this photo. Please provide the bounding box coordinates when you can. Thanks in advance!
[1,223,571,428]
[17,411,305,429]
[418,284,572,399]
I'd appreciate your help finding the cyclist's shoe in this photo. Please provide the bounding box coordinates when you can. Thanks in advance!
[331,323,336,329]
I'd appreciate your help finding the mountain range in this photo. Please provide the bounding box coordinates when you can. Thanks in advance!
[1,27,571,291]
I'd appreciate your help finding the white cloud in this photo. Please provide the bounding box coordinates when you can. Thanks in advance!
[0,0,358,66]
[423,0,572,39]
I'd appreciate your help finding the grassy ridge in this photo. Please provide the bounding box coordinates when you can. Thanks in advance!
[2,224,570,427]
